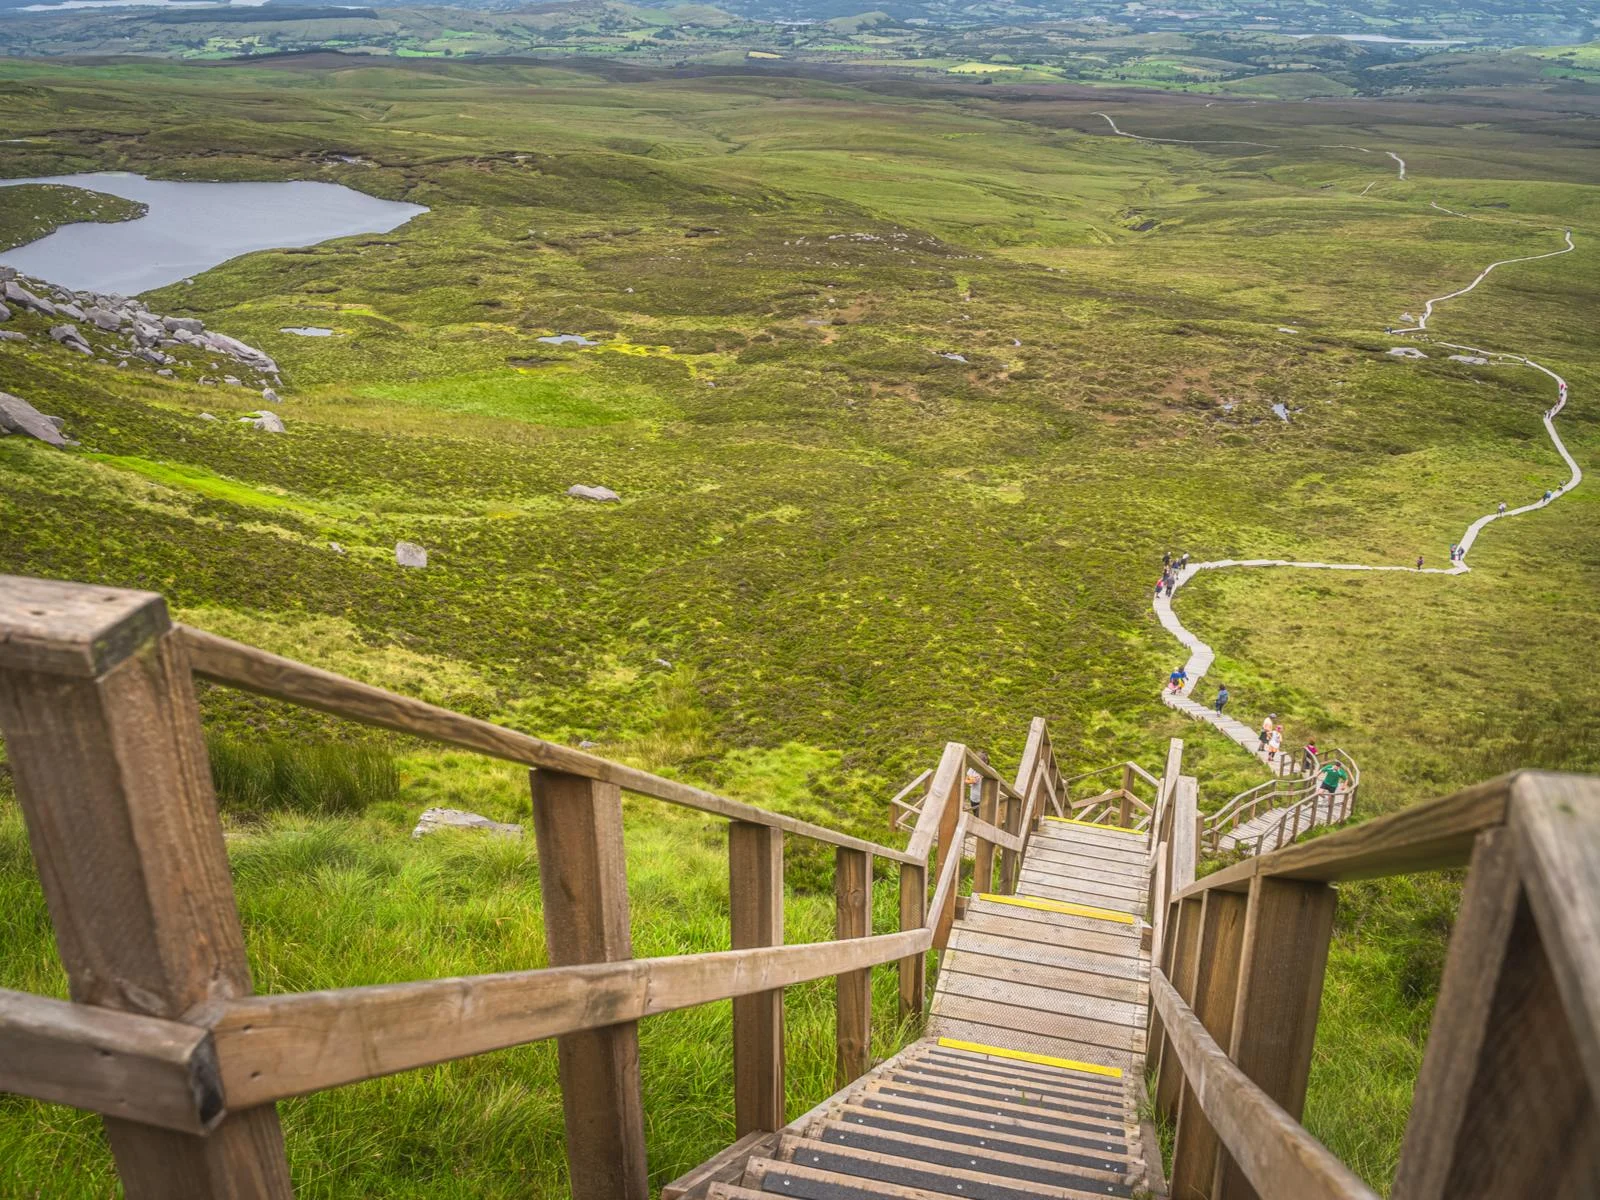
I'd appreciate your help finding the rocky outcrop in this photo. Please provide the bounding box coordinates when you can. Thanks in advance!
[1,270,282,391]
[0,391,71,447]
[239,410,285,433]
[395,541,428,567]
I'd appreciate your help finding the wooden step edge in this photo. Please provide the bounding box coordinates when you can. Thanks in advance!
[774,1135,1139,1200]
[704,1185,768,1200]
[888,1060,1138,1117]
[860,1079,1134,1138]
[915,1045,1138,1096]
[924,1036,1128,1082]
[844,1086,1134,1143]
[830,1101,1140,1168]
[747,1152,1123,1200]
[809,1117,1137,1188]
[971,893,1140,927]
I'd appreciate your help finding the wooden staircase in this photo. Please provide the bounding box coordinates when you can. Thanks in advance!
[705,1039,1147,1200]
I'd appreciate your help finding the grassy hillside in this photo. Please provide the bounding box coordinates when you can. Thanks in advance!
[0,58,1596,1196]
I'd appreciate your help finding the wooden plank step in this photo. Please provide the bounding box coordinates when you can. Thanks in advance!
[955,910,1147,960]
[806,1121,1138,1195]
[915,1045,1133,1095]
[972,894,1138,927]
[1019,846,1149,877]
[863,1079,1129,1139]
[825,1102,1137,1173]
[1012,882,1146,915]
[1026,836,1149,866]
[946,928,1150,982]
[898,1052,1134,1108]
[1036,821,1150,852]
[890,1055,1135,1112]
[936,968,1147,1028]
[931,991,1147,1050]
[752,1149,1125,1200]
[939,949,1146,1005]
[846,1090,1129,1155]
[924,1015,1140,1074]
[1019,861,1149,893]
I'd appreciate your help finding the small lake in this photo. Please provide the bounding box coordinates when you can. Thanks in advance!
[0,172,427,295]
[1288,33,1465,45]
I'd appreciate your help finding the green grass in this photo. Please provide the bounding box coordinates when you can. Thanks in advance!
[0,54,1596,1197]
[0,183,145,252]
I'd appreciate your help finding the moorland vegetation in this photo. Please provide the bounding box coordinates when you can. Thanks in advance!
[0,52,1597,1196]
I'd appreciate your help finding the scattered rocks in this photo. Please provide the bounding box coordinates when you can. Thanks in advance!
[395,540,428,568]
[1387,346,1428,359]
[0,390,70,447]
[0,331,25,343]
[1271,403,1291,423]
[567,484,620,502]
[411,808,523,839]
[1276,326,1299,334]
[86,306,123,331]
[939,352,968,363]
[1448,354,1489,365]
[0,302,10,322]
[156,368,174,377]
[198,412,218,421]
[329,541,345,555]
[48,324,92,355]
[537,334,599,346]
[239,410,285,433]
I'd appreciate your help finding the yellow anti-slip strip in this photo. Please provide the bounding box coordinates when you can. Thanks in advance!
[1044,816,1146,838]
[976,892,1137,925]
[937,1037,1124,1080]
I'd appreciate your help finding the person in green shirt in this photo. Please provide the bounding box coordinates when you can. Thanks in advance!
[1318,760,1349,795]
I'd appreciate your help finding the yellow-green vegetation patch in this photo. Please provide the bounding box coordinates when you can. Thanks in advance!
[85,454,360,523]
[358,366,677,426]
[948,61,1021,74]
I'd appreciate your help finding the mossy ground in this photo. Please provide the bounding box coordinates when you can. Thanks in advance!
[0,182,146,253]
[0,58,1596,1196]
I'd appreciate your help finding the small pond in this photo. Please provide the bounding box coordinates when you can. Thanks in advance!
[281,327,337,337]
[0,172,427,295]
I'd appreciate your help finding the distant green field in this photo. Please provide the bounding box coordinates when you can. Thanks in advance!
[0,56,1596,1197]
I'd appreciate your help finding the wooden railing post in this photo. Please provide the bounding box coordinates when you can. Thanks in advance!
[931,774,963,952]
[1155,895,1203,1118]
[728,821,785,1135]
[0,579,292,1199]
[1120,763,1135,828]
[898,862,927,1020]
[835,848,872,1087]
[1171,889,1249,1199]
[998,789,1021,894]
[532,768,649,1199]
[1215,876,1337,1200]
[972,775,1000,895]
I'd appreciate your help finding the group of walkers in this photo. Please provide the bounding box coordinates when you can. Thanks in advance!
[1155,549,1189,600]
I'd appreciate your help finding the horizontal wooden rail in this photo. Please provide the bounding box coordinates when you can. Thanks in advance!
[1150,970,1378,1200]
[213,928,928,1109]
[180,626,914,864]
[0,989,223,1135]
[1177,773,1514,899]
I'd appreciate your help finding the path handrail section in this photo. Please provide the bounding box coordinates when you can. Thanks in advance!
[1202,747,1361,854]
[1145,768,1600,1200]
[0,575,1066,1200]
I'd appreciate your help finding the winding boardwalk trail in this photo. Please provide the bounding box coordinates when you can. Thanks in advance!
[1100,114,1583,762]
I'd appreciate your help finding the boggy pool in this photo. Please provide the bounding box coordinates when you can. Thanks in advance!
[0,172,426,295]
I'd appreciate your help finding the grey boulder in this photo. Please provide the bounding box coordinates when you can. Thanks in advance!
[395,541,428,568]
[411,808,523,839]
[49,324,92,355]
[239,410,286,433]
[567,484,621,502]
[0,301,10,322]
[86,306,123,331]
[163,316,204,335]
[0,391,70,447]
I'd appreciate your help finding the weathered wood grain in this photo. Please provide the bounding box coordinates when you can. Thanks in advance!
[0,627,292,1197]
[730,821,785,1136]
[533,768,648,1199]
[1171,890,1247,1200]
[835,847,872,1088]
[0,988,219,1135]
[1149,971,1377,1200]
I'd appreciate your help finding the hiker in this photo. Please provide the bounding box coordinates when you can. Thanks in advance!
[1267,724,1283,764]
[1162,550,1172,569]
[1543,489,1554,503]
[1165,575,1177,597]
[965,761,982,812]
[1416,555,1424,570]
[1177,552,1189,570]
[1155,576,1166,599]
[1258,714,1276,753]
[1498,501,1507,515]
[1449,543,1458,563]
[1317,757,1350,796]
[1301,739,1318,773]
[1214,684,1229,714]
[1168,666,1188,693]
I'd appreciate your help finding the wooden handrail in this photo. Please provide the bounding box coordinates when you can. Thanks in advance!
[181,626,916,865]
[1149,970,1378,1200]
[210,927,930,1109]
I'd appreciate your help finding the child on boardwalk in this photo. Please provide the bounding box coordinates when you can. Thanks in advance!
[1258,714,1276,753]
[1214,684,1229,714]
[1168,666,1188,693]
